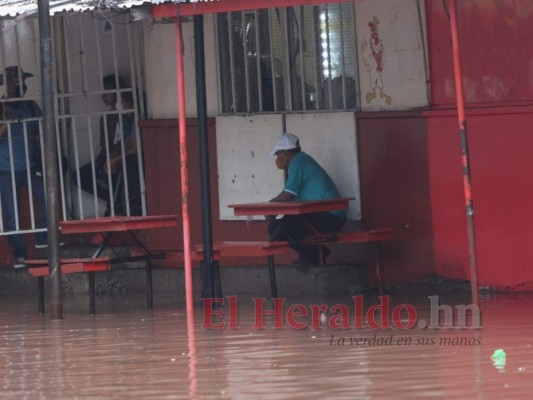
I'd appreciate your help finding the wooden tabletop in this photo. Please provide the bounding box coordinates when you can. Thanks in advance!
[228,198,353,217]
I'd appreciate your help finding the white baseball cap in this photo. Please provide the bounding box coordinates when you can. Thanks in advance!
[268,133,300,156]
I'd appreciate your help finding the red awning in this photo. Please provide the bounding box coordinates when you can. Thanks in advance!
[154,0,347,17]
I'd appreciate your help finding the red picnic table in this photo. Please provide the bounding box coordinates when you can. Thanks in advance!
[27,215,180,314]
[228,198,392,294]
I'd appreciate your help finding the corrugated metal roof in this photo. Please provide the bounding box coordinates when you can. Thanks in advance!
[0,0,208,18]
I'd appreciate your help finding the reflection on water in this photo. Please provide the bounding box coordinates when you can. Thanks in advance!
[0,290,532,399]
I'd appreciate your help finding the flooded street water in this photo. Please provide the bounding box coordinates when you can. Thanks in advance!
[1,289,532,399]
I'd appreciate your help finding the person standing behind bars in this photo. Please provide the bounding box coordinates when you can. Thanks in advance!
[0,66,48,268]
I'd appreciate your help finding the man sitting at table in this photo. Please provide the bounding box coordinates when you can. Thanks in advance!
[267,132,346,267]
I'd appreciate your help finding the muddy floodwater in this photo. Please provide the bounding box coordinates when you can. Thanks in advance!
[1,289,532,399]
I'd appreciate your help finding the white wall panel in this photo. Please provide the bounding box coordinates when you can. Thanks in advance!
[216,114,284,220]
[355,0,429,111]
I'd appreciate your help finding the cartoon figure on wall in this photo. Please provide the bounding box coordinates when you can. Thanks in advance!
[361,16,392,105]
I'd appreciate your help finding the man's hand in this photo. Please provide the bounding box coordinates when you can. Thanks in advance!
[103,160,115,174]
[103,155,121,173]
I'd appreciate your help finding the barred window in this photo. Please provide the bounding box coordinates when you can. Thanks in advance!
[216,3,357,114]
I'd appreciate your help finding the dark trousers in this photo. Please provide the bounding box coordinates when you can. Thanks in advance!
[74,155,142,216]
[77,162,113,201]
[119,156,142,216]
[268,212,346,263]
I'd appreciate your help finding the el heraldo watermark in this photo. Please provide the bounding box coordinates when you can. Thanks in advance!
[202,295,481,330]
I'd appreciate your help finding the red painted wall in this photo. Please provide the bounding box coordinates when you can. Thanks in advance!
[426,114,469,280]
[357,105,533,291]
[427,0,533,290]
[357,114,435,285]
[428,0,533,107]
[427,109,533,290]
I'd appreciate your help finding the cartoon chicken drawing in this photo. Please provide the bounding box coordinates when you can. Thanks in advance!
[361,16,392,105]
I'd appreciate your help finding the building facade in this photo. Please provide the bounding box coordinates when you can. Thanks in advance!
[1,0,532,291]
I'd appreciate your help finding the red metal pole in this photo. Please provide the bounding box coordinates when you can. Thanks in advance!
[448,0,479,306]
[176,11,194,314]
[177,20,197,387]
[187,308,197,397]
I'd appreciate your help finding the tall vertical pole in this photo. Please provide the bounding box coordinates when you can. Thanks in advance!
[186,304,197,398]
[38,0,62,319]
[193,15,216,298]
[176,10,194,314]
[448,0,479,306]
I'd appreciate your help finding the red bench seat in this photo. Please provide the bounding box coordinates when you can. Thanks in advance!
[26,258,112,277]
[195,241,290,258]
[25,257,112,314]
[301,228,394,244]
[300,228,394,293]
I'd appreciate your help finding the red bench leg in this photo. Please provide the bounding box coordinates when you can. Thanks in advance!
[267,255,278,298]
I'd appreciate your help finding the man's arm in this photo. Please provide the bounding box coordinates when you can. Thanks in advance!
[99,115,117,156]
[269,190,295,202]
[104,136,137,173]
[104,119,138,173]
[265,190,295,221]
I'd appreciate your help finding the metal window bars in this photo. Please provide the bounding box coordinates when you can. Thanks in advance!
[216,2,358,114]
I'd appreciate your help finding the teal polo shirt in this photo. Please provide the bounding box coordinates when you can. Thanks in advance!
[284,152,347,218]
